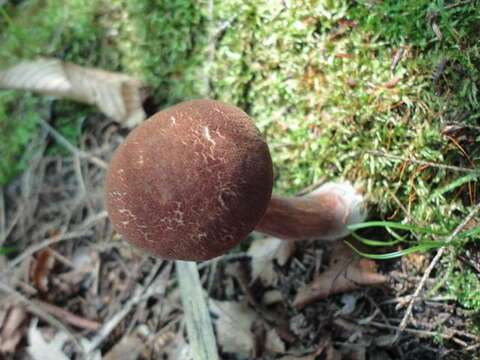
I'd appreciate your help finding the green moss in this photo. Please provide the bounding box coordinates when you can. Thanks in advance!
[0,0,478,240]
[0,92,41,184]
[0,0,108,184]
[447,269,480,310]
[114,0,209,104]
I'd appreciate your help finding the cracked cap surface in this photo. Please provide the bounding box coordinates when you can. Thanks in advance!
[105,99,273,261]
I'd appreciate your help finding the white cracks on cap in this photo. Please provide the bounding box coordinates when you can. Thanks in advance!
[118,208,136,220]
[170,116,176,126]
[173,201,185,225]
[137,154,144,166]
[110,190,127,199]
[135,224,154,244]
[217,187,238,211]
[203,126,216,145]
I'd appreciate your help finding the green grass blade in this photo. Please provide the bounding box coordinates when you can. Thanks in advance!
[347,221,436,234]
[0,246,16,255]
[431,173,480,200]
[345,241,446,260]
[458,226,480,240]
[351,231,406,247]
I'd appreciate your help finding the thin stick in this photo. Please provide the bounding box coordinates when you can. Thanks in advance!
[367,320,480,341]
[85,260,166,354]
[0,203,24,245]
[394,201,480,342]
[0,282,85,354]
[176,261,219,360]
[367,150,479,174]
[0,188,5,246]
[38,118,108,169]
[32,299,101,331]
[4,230,92,276]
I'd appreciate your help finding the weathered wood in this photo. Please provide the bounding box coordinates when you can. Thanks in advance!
[176,261,219,360]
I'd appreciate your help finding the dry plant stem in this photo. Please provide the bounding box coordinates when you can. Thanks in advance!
[255,194,347,240]
[32,299,101,331]
[176,261,220,360]
[0,282,85,355]
[368,150,480,174]
[38,119,108,169]
[0,189,5,245]
[395,201,480,342]
[3,229,92,277]
[85,260,165,354]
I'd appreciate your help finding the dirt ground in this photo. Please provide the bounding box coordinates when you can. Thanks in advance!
[1,110,479,360]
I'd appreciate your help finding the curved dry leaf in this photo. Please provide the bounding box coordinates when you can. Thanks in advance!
[248,236,295,286]
[209,299,258,356]
[0,58,146,128]
[27,320,69,360]
[104,336,145,360]
[293,243,388,309]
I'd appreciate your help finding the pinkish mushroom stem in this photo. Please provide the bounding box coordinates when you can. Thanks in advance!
[256,182,367,241]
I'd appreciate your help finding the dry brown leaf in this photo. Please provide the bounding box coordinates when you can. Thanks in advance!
[403,252,427,272]
[278,337,339,360]
[58,247,100,296]
[27,320,69,360]
[104,335,145,360]
[209,299,258,357]
[248,236,282,285]
[265,328,286,354]
[293,243,388,309]
[0,304,28,353]
[248,236,295,286]
[0,58,146,127]
[154,332,192,360]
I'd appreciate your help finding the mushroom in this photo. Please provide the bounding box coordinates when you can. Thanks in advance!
[105,99,366,261]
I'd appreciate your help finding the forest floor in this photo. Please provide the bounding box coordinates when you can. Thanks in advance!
[0,0,479,359]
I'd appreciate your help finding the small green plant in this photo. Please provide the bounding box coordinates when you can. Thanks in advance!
[0,92,41,184]
[346,220,480,259]
[0,246,17,256]
[447,269,480,310]
[345,221,447,259]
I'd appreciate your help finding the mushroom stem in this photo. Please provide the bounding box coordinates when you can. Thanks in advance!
[255,182,366,241]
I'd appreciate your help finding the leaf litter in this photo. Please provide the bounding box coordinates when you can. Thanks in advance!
[0,61,478,359]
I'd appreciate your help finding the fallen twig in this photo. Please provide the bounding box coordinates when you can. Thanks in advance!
[394,201,480,342]
[4,230,92,277]
[84,260,168,354]
[367,150,479,174]
[38,119,108,169]
[32,299,101,331]
[0,282,85,355]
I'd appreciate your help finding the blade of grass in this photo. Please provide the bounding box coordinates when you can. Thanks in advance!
[347,221,439,234]
[431,173,480,200]
[345,240,447,260]
[0,246,16,255]
[351,231,407,247]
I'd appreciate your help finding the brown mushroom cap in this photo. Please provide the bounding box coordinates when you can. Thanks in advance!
[105,99,273,261]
